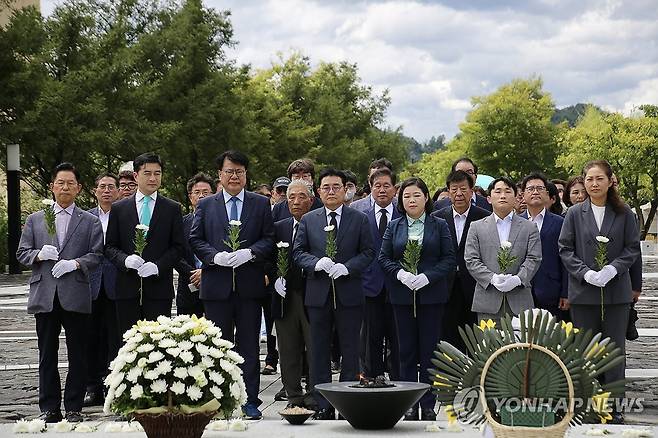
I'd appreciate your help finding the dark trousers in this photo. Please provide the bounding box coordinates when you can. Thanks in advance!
[115,298,172,338]
[307,299,362,409]
[85,285,120,393]
[394,303,444,410]
[176,285,204,318]
[204,294,261,406]
[362,291,400,379]
[571,303,629,397]
[35,293,89,413]
[442,281,477,352]
[275,290,312,406]
[259,293,279,368]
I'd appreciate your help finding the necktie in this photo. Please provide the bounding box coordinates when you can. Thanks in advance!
[378,208,388,237]
[329,211,338,229]
[140,195,152,226]
[292,222,299,243]
[229,197,239,222]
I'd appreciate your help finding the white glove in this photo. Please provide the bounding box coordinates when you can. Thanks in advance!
[410,273,430,290]
[315,257,335,273]
[213,251,232,267]
[227,249,253,268]
[396,269,415,290]
[596,265,617,287]
[584,270,604,287]
[125,254,145,270]
[38,245,59,261]
[495,275,522,293]
[51,259,78,278]
[137,262,159,277]
[274,277,287,298]
[491,273,510,287]
[328,263,349,279]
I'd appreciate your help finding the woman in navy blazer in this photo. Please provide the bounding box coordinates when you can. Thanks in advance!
[378,177,455,421]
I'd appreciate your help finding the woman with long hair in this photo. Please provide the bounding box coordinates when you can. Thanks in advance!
[563,176,587,208]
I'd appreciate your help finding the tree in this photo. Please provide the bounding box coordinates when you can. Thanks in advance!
[402,135,468,193]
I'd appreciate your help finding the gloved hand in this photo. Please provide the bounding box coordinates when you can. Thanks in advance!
[38,245,59,262]
[137,262,159,277]
[596,265,617,287]
[397,269,415,290]
[496,275,522,293]
[584,270,604,287]
[51,259,78,278]
[227,249,253,268]
[328,263,349,279]
[274,277,286,298]
[491,273,510,287]
[410,273,430,290]
[213,251,232,267]
[314,257,335,273]
[125,254,145,270]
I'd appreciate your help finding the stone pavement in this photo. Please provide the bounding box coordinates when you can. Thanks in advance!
[0,255,657,432]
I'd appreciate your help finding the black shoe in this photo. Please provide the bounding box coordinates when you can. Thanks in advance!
[83,390,104,407]
[421,408,436,421]
[38,410,62,423]
[626,306,639,341]
[404,407,419,421]
[274,387,288,401]
[261,364,277,375]
[609,412,625,425]
[313,408,335,420]
[65,411,83,423]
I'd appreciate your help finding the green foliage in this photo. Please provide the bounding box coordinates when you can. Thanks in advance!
[407,135,445,163]
[403,135,468,192]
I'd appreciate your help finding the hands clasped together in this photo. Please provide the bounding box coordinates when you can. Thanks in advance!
[397,269,430,291]
[491,273,522,293]
[124,254,159,278]
[38,244,79,279]
[314,257,349,280]
[584,265,617,288]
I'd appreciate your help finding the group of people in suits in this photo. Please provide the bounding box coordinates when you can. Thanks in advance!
[17,151,641,425]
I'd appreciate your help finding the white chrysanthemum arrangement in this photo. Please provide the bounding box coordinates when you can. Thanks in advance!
[104,314,247,419]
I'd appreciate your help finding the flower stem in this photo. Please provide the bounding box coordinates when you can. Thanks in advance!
[413,290,417,318]
[600,287,605,321]
[139,278,143,306]
[331,278,336,310]
[232,268,236,292]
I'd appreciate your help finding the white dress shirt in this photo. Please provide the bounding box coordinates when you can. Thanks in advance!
[97,206,111,242]
[528,208,546,233]
[135,190,158,223]
[494,210,514,244]
[53,203,75,247]
[591,203,606,231]
[223,189,245,221]
[453,207,470,244]
[325,205,343,229]
[374,202,394,227]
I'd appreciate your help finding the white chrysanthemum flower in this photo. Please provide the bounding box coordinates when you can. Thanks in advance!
[229,419,247,431]
[276,241,290,248]
[205,326,220,336]
[147,351,165,363]
[209,385,223,400]
[229,220,242,226]
[207,420,228,431]
[182,321,197,332]
[126,367,141,383]
[122,422,143,432]
[190,334,207,343]
[500,240,512,249]
[149,332,166,341]
[42,199,56,207]
[173,367,188,379]
[229,382,241,399]
[170,326,186,335]
[179,351,194,364]
[121,341,138,353]
[196,374,209,388]
[323,225,335,232]
[73,423,95,433]
[150,379,167,394]
[196,344,210,356]
[166,347,181,357]
[208,371,225,385]
[13,419,30,433]
[156,360,172,375]
[129,333,144,343]
[103,423,123,433]
[156,315,171,325]
[137,357,148,368]
[144,370,159,380]
[186,385,203,401]
[110,372,124,387]
[201,356,214,369]
[208,347,223,359]
[52,419,74,433]
[158,338,176,349]
[596,236,610,243]
[219,359,234,372]
[170,381,186,395]
[187,365,203,379]
[229,367,242,381]
[122,351,137,363]
[28,419,46,433]
[135,224,149,231]
[211,337,233,348]
[114,383,127,398]
[136,343,154,353]
[122,328,137,340]
[225,350,244,364]
[178,340,194,351]
[110,358,126,372]
[130,384,144,400]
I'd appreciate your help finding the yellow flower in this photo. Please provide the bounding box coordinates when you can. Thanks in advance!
[445,405,457,425]
[561,321,579,336]
[586,342,605,359]
[478,319,496,331]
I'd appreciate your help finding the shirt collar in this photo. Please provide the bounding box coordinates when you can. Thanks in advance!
[407,212,426,225]
[97,205,111,216]
[494,210,514,223]
[375,202,394,216]
[136,190,158,203]
[222,189,245,204]
[54,203,75,215]
[530,208,546,222]
[453,206,470,219]
[325,205,343,217]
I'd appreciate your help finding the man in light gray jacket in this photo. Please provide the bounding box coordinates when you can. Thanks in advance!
[17,163,103,423]
[465,177,542,324]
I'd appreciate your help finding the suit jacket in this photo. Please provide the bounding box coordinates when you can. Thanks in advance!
[17,206,104,314]
[464,213,541,314]
[189,190,275,300]
[362,205,401,297]
[558,199,641,305]
[431,205,490,301]
[174,213,196,297]
[292,206,374,307]
[434,193,492,212]
[87,206,118,300]
[105,194,184,301]
[378,214,456,305]
[269,217,306,319]
[520,211,567,308]
[349,194,373,213]
[272,197,324,222]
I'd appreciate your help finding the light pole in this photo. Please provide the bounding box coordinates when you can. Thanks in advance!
[6,144,21,274]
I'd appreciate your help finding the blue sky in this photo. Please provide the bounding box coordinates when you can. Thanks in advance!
[40,0,658,141]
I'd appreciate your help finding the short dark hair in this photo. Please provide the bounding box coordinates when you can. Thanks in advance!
[186,172,215,194]
[551,178,566,187]
[118,170,135,181]
[369,158,393,171]
[134,152,163,172]
[521,172,549,192]
[446,170,474,189]
[216,150,249,170]
[318,168,347,186]
[451,157,478,174]
[287,158,315,179]
[343,170,358,186]
[488,176,517,196]
[95,172,119,186]
[51,162,81,183]
[369,168,396,186]
[546,181,564,215]
[397,177,433,215]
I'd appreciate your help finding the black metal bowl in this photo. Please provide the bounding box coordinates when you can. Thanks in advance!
[278,411,314,425]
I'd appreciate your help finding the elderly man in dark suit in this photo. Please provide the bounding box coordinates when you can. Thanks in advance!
[189,150,275,420]
[433,157,492,212]
[432,170,490,350]
[293,168,374,420]
[17,162,104,423]
[175,172,214,317]
[84,173,120,407]
[105,153,185,336]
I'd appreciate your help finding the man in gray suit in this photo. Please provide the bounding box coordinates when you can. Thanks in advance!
[350,158,394,213]
[17,163,104,423]
[465,177,541,324]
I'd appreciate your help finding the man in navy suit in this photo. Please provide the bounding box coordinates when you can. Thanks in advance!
[433,157,492,212]
[84,173,120,407]
[361,168,400,379]
[432,170,490,350]
[521,173,568,318]
[293,168,374,420]
[175,173,214,317]
[272,158,323,222]
[189,150,275,420]
[350,158,394,213]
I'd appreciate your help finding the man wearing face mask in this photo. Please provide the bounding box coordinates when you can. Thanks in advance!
[343,170,358,206]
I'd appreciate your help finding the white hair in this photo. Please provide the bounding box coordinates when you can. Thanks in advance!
[287,179,313,197]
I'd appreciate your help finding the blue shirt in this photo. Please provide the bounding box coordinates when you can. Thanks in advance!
[406,213,426,245]
[223,189,245,221]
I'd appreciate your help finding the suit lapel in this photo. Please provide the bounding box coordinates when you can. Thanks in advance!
[487,214,501,247]
[581,200,600,240]
[147,195,164,239]
[508,215,522,247]
[240,192,252,226]
[216,192,229,227]
[336,208,352,247]
[421,215,436,257]
[128,194,139,226]
[60,207,83,251]
[599,204,616,238]
[445,211,459,251]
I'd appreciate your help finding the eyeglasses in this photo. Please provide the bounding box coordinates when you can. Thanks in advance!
[97,184,117,191]
[320,184,343,193]
[222,169,246,177]
[119,183,138,189]
[525,186,546,193]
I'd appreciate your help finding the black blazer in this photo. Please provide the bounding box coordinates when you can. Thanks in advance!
[105,194,184,300]
[269,217,306,319]
[174,213,196,296]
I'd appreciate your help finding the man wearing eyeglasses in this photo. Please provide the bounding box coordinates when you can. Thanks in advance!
[190,150,275,420]
[292,168,374,420]
[521,172,568,318]
[117,170,138,200]
[433,157,492,212]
